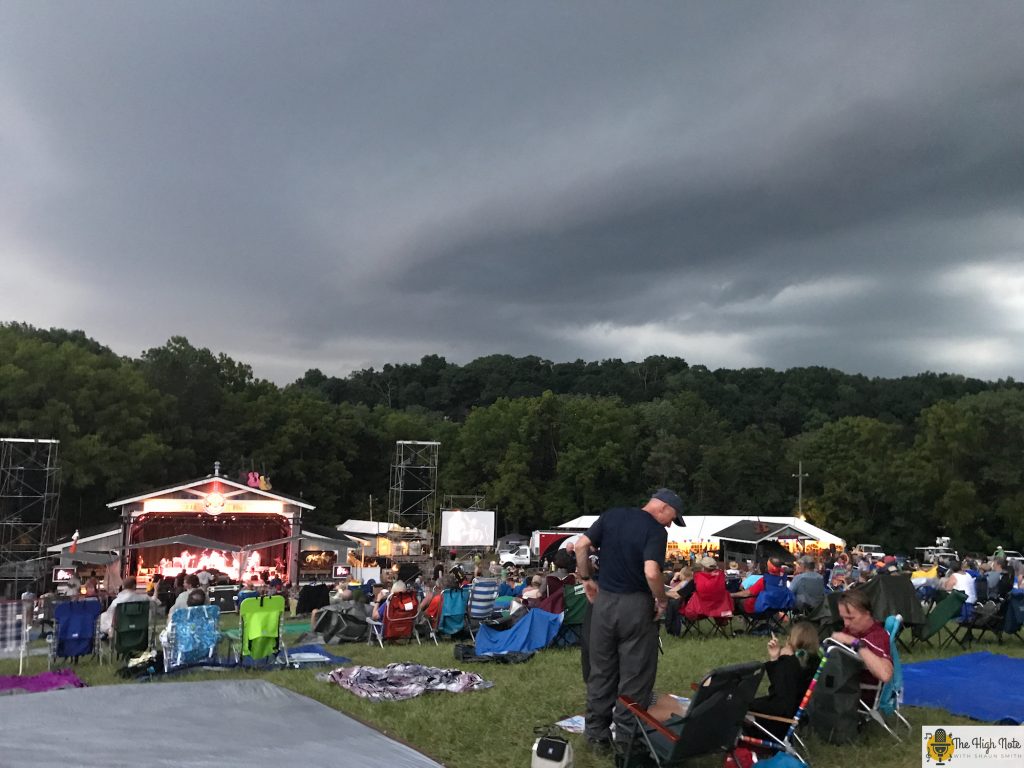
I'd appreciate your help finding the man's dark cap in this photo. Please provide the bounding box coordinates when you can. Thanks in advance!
[652,488,685,526]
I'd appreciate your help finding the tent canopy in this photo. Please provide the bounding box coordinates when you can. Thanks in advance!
[556,513,845,548]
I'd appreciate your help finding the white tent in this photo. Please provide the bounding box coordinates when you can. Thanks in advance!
[557,514,845,549]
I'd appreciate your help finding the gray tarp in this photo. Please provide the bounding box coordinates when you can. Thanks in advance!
[0,679,442,767]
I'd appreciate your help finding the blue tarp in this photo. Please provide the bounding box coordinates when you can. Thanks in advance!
[474,609,562,655]
[902,652,1024,724]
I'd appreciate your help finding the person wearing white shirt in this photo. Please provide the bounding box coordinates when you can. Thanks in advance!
[100,578,154,635]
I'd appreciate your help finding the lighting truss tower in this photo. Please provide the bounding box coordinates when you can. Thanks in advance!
[0,438,61,587]
[388,441,440,540]
[442,494,487,511]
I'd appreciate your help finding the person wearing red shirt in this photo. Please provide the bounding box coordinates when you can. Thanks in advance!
[830,589,893,686]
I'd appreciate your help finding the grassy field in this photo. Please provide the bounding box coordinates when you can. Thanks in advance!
[2,623,1021,768]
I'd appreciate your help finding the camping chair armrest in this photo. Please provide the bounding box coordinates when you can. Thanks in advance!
[618,696,679,744]
[822,638,860,660]
[747,711,797,725]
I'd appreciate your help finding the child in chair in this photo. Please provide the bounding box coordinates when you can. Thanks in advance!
[646,621,820,727]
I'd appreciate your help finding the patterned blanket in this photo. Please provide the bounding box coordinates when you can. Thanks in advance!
[324,662,492,702]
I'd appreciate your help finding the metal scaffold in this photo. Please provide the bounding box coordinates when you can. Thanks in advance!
[387,441,439,545]
[0,438,61,594]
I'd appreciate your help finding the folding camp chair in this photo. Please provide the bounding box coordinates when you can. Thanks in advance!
[466,578,500,640]
[618,661,764,768]
[0,600,30,676]
[367,590,418,647]
[741,651,830,763]
[413,601,440,646]
[822,615,912,742]
[1002,591,1024,643]
[910,590,965,650]
[942,598,1002,650]
[552,583,587,647]
[236,595,288,664]
[438,586,470,637]
[161,605,221,672]
[112,600,152,660]
[50,598,103,668]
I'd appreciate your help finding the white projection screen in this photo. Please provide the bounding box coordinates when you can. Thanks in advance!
[440,510,496,548]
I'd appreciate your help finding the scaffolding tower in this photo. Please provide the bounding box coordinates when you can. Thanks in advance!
[442,494,488,511]
[0,438,61,591]
[387,441,440,541]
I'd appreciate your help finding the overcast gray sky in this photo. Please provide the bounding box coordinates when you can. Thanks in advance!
[2,3,1023,383]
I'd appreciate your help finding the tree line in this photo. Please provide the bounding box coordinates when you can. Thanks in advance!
[1,322,1021,554]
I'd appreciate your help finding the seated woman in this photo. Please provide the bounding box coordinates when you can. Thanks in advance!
[646,622,820,726]
[682,557,733,622]
[374,580,408,622]
[829,553,850,591]
[830,589,893,687]
[418,579,444,627]
[521,575,544,602]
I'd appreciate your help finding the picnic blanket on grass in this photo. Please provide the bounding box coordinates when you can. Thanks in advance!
[324,663,492,702]
[0,668,85,695]
[902,652,1024,724]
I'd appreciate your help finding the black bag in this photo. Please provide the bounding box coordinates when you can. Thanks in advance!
[807,650,862,744]
[665,597,683,636]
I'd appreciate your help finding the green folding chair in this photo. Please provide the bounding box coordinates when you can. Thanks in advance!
[912,590,966,650]
[236,595,288,664]
[113,601,152,660]
[553,583,588,647]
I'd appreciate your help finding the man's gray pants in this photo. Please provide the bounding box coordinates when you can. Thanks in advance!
[583,590,659,743]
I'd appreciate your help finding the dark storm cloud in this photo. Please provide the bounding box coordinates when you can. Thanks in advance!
[1,2,1023,382]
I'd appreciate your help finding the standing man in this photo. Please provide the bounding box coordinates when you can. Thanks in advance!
[575,488,685,752]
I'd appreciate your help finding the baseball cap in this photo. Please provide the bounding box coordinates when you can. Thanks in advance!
[700,556,718,570]
[652,488,685,526]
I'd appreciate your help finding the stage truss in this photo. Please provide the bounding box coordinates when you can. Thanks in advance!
[0,438,61,587]
[387,441,439,544]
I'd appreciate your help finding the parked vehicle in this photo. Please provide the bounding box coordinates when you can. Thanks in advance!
[854,543,886,559]
[530,530,577,562]
[1001,550,1023,566]
[914,546,959,565]
[497,544,531,568]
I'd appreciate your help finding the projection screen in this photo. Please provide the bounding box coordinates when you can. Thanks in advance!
[440,509,496,548]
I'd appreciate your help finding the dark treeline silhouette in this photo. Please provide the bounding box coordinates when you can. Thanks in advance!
[2,322,1020,554]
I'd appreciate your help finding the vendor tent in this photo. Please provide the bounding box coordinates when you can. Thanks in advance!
[0,679,442,767]
[556,514,845,550]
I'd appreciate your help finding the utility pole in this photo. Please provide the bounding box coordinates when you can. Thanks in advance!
[792,461,809,518]
[368,494,373,522]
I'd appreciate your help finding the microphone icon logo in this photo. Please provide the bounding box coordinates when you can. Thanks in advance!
[926,728,955,765]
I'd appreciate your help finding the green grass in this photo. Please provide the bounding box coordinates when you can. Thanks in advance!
[3,625,1021,768]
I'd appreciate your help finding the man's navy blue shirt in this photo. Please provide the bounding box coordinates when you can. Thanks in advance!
[585,507,667,594]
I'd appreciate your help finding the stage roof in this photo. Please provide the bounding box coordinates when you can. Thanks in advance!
[711,520,817,545]
[107,474,315,510]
